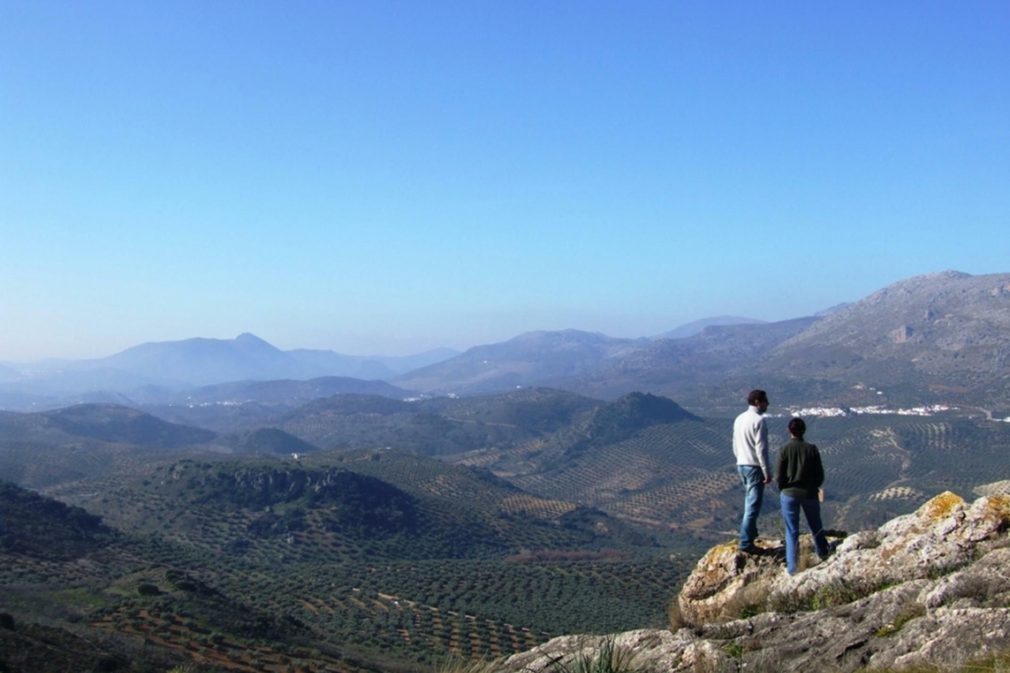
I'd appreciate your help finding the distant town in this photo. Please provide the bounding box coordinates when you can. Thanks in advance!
[781,404,956,418]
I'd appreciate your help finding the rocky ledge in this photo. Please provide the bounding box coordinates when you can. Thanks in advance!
[505,492,1010,672]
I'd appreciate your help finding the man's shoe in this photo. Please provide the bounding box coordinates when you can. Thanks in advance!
[740,544,762,555]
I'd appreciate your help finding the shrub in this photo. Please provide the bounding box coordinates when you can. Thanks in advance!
[738,603,761,619]
[722,642,744,660]
[137,583,162,597]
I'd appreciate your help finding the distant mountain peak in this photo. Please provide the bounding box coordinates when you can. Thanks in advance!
[231,332,281,353]
[916,269,971,281]
[41,403,216,447]
[658,316,766,340]
[510,329,615,344]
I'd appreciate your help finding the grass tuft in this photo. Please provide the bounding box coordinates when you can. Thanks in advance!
[545,637,642,673]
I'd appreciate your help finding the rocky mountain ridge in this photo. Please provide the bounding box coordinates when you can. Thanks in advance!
[761,270,1010,385]
[505,491,1010,672]
[397,271,1010,411]
[3,270,1009,413]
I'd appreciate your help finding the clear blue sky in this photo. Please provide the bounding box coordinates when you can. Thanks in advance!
[2,2,1008,361]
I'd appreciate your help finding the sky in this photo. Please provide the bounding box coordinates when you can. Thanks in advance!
[2,2,1009,361]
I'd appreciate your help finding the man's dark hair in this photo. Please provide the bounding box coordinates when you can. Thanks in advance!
[788,417,806,438]
[747,389,768,406]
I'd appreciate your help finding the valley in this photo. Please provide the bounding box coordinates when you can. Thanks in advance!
[4,382,1010,672]
[3,271,1010,671]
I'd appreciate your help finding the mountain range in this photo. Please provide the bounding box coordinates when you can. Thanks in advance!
[0,334,453,410]
[2,270,1010,414]
[4,266,1010,672]
[397,271,1010,411]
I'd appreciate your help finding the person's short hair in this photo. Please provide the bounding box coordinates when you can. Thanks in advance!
[788,417,806,438]
[747,389,768,406]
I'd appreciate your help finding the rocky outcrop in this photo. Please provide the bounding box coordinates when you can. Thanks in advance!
[674,538,797,627]
[503,492,1010,673]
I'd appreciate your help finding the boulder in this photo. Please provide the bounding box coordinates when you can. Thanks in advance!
[674,540,785,627]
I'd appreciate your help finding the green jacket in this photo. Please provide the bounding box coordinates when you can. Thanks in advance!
[776,438,824,499]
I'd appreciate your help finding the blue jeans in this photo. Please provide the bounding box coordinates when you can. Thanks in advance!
[738,466,765,549]
[780,493,830,574]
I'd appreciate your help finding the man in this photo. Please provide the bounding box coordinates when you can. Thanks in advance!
[733,389,771,553]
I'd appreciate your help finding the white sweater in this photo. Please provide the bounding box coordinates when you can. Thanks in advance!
[733,405,769,477]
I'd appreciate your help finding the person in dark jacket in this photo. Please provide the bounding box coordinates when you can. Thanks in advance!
[776,417,831,575]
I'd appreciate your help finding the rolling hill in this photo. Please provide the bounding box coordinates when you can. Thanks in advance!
[4,375,1010,672]
[15,448,691,673]
[156,375,412,406]
[0,480,354,673]
[267,389,600,456]
[0,404,219,489]
[393,329,644,395]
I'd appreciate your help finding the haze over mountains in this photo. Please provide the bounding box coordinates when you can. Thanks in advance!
[0,334,452,410]
[654,315,767,339]
[2,271,1010,413]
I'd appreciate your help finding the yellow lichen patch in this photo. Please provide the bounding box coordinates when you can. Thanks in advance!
[691,541,738,570]
[980,494,1010,524]
[682,544,741,600]
[921,491,965,521]
[712,541,739,555]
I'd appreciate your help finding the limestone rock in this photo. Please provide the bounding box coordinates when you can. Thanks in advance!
[503,630,729,673]
[771,492,1010,612]
[501,492,1010,673]
[675,540,785,627]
